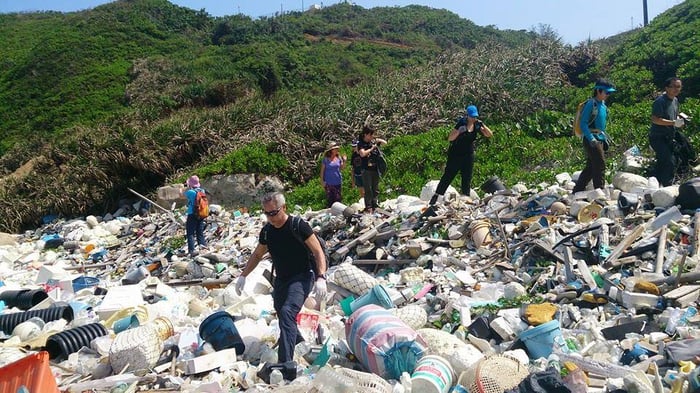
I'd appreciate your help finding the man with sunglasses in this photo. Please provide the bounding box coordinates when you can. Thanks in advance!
[235,192,327,365]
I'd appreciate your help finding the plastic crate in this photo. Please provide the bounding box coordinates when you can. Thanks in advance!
[0,351,59,393]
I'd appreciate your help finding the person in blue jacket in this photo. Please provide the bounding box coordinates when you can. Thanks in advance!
[572,79,616,193]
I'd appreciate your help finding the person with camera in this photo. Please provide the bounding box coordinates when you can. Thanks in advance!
[649,77,688,186]
[572,79,616,194]
[357,125,387,213]
[429,104,493,205]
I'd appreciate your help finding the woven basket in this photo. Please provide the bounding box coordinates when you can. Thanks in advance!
[335,367,393,393]
[458,354,529,393]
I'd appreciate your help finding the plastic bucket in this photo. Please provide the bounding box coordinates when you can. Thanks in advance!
[0,289,48,310]
[198,311,245,354]
[480,176,506,194]
[350,284,393,313]
[410,355,455,393]
[518,319,566,359]
[469,220,492,248]
[45,323,108,361]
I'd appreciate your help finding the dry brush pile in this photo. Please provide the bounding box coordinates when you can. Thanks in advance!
[0,37,575,232]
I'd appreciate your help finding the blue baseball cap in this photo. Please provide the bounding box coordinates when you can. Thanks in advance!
[466,105,479,118]
[594,84,616,93]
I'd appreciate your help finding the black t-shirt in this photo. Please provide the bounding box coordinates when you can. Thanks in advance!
[357,139,380,171]
[650,94,679,137]
[259,216,314,280]
[448,117,482,155]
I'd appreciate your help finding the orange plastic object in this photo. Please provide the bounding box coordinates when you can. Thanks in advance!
[0,351,59,393]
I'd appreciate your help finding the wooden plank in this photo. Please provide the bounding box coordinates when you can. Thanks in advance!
[663,285,700,307]
[562,247,576,282]
[694,212,700,257]
[663,284,700,299]
[655,226,667,274]
[603,224,646,268]
[674,290,700,308]
[352,259,415,265]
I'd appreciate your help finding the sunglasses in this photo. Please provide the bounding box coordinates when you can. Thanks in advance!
[264,207,282,217]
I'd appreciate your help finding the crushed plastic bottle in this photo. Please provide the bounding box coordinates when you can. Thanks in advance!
[269,369,284,385]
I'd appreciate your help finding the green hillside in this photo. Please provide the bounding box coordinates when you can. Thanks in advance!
[0,0,698,232]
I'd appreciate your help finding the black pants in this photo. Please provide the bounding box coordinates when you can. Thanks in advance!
[650,133,676,187]
[272,271,313,362]
[573,139,605,193]
[361,169,380,209]
[185,214,206,254]
[436,151,474,196]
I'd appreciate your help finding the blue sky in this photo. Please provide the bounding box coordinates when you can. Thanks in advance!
[0,0,683,45]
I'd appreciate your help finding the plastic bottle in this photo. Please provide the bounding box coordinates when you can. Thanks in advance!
[680,306,698,325]
[260,343,278,364]
[269,369,284,385]
[109,317,174,373]
[666,308,684,335]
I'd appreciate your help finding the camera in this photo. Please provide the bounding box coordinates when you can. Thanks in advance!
[679,112,691,123]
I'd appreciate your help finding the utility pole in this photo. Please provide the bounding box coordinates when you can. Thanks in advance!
[642,0,649,26]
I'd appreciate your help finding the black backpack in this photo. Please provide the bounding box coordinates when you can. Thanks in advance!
[676,177,700,210]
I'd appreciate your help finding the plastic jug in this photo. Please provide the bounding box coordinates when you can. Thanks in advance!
[109,317,174,372]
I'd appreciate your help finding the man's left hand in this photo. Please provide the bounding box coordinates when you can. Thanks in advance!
[315,278,327,300]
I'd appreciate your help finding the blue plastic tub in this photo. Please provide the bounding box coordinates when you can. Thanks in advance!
[198,311,245,354]
[518,319,566,359]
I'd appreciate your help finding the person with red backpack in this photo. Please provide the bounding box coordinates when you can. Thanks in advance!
[181,175,208,256]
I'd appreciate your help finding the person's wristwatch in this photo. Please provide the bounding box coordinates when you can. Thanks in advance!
[318,272,327,280]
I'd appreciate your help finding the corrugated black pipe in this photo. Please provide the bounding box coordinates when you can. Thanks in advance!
[0,306,74,335]
[0,289,48,310]
[45,323,108,361]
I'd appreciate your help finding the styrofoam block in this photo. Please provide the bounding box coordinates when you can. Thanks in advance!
[490,316,515,340]
[612,172,648,193]
[420,180,457,201]
[651,186,679,208]
[35,265,70,284]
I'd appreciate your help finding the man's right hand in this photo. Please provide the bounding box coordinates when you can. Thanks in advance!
[674,118,685,128]
[235,275,246,295]
[587,138,599,149]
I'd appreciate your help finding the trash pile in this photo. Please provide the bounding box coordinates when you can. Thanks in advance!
[1,167,700,393]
